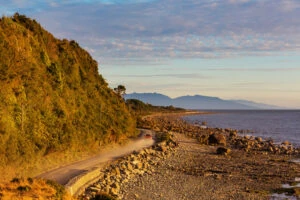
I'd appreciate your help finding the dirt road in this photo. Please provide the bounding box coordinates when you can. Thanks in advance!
[37,129,155,185]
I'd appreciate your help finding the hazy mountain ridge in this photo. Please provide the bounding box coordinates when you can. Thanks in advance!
[125,92,282,110]
[231,100,283,109]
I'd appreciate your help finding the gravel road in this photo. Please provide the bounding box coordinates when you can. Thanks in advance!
[37,129,154,185]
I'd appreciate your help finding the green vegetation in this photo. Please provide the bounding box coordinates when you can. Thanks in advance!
[126,99,185,128]
[0,13,136,179]
[155,131,173,143]
[114,85,126,97]
[46,179,66,200]
[126,98,185,117]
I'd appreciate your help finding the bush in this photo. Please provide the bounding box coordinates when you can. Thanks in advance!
[17,185,31,192]
[27,177,33,184]
[46,179,66,200]
[155,132,172,143]
[10,178,20,183]
[92,192,116,200]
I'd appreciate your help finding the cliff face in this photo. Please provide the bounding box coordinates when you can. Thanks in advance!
[0,14,135,166]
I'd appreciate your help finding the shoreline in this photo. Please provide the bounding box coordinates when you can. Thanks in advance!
[141,110,211,120]
[149,113,300,155]
[80,113,300,199]
[180,110,300,148]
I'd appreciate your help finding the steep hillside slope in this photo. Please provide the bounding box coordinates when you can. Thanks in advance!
[0,14,135,175]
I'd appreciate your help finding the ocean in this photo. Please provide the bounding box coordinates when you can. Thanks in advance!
[183,110,300,147]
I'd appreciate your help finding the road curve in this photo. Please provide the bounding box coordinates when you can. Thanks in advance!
[37,129,155,185]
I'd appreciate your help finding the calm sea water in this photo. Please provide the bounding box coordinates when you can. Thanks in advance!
[183,110,300,147]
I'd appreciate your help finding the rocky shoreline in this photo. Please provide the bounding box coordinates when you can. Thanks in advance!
[78,135,177,199]
[140,115,300,155]
[79,114,300,200]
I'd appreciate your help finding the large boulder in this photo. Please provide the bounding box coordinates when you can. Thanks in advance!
[216,147,231,155]
[197,134,210,144]
[208,133,227,146]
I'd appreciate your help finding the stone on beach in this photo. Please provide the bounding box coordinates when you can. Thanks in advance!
[216,147,231,155]
[208,133,227,146]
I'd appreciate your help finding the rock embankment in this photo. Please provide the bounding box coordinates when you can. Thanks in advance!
[79,136,177,199]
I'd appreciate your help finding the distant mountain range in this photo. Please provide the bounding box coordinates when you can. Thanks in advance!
[125,93,283,110]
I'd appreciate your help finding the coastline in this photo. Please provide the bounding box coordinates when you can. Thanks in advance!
[80,113,300,199]
[141,110,211,120]
[181,109,300,148]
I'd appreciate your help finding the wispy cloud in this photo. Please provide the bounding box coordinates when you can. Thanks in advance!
[204,67,300,72]
[114,73,208,79]
[1,0,299,107]
[2,0,296,65]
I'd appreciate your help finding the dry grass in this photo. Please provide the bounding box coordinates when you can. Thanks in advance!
[0,143,117,183]
[0,178,75,200]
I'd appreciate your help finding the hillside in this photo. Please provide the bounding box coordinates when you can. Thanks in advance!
[126,92,172,106]
[125,93,281,110]
[0,14,136,180]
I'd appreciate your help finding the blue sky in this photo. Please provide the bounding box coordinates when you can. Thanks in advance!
[1,0,300,108]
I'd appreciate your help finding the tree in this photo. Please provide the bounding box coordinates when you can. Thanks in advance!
[114,85,126,97]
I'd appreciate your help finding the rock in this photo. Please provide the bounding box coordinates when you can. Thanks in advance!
[229,131,237,138]
[255,137,263,142]
[89,186,101,192]
[132,150,139,155]
[208,133,227,146]
[110,187,119,196]
[120,163,126,170]
[135,162,143,169]
[244,135,250,140]
[216,147,231,155]
[111,182,120,190]
[268,146,274,153]
[122,169,131,176]
[104,185,110,194]
[282,140,291,146]
[255,143,262,149]
[126,162,133,171]
[111,167,121,176]
[281,145,288,151]
[157,145,167,152]
[197,134,209,144]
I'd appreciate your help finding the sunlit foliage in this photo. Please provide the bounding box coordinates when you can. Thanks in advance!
[0,13,136,169]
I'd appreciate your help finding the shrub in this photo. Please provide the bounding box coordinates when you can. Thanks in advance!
[46,179,66,200]
[10,178,21,183]
[92,192,116,200]
[27,177,33,184]
[17,185,31,192]
[155,132,172,143]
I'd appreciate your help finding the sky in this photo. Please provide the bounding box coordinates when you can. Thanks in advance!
[1,0,300,108]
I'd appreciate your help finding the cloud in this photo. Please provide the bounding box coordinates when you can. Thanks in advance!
[114,73,208,79]
[229,0,252,3]
[204,67,300,72]
[279,0,300,12]
[1,0,300,65]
